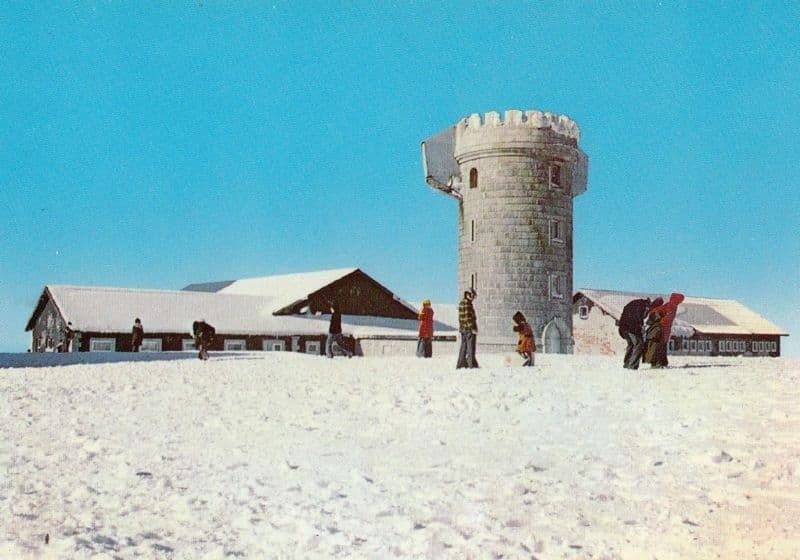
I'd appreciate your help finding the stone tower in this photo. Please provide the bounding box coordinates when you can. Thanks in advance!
[421,109,588,353]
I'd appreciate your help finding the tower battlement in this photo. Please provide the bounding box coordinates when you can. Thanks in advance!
[456,109,580,141]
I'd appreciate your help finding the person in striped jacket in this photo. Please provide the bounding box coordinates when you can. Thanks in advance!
[456,289,479,369]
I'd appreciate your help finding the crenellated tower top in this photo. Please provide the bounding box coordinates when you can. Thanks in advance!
[456,109,581,141]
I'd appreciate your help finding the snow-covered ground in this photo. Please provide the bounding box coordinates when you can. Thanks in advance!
[2,352,799,559]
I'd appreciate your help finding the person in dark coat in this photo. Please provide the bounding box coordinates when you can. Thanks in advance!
[618,298,651,369]
[131,318,144,352]
[513,311,535,367]
[192,319,215,360]
[326,303,353,358]
[416,299,434,358]
[456,289,479,369]
[62,321,75,353]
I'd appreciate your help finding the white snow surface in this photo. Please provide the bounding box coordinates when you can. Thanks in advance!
[2,352,799,559]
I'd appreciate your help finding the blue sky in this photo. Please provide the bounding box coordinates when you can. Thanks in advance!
[1,2,798,355]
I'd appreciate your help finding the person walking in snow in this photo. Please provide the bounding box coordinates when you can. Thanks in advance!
[326,302,353,358]
[645,293,685,368]
[192,319,215,360]
[416,299,434,358]
[456,289,479,369]
[131,318,144,352]
[513,311,535,367]
[618,297,651,369]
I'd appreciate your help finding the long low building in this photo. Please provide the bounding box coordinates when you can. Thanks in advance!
[25,268,458,356]
[573,289,788,357]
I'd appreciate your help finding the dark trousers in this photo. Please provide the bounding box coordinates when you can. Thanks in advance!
[326,333,352,358]
[620,329,645,369]
[196,337,209,360]
[456,331,478,368]
[653,342,669,367]
[416,337,432,358]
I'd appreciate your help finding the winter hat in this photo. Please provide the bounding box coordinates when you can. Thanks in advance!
[422,299,431,306]
[668,293,685,304]
[513,311,526,324]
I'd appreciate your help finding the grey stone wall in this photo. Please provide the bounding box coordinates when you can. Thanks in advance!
[452,110,588,353]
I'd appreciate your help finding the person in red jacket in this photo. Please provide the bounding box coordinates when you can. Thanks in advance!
[416,299,434,358]
[645,293,685,368]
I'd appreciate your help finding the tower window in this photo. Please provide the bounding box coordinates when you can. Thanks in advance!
[470,219,476,243]
[549,274,564,299]
[549,163,562,189]
[469,168,478,189]
[470,273,477,291]
[549,219,563,242]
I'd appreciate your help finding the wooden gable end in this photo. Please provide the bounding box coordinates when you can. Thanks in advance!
[275,270,418,320]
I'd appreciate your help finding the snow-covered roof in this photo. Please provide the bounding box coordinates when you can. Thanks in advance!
[184,268,358,301]
[576,289,788,336]
[29,285,453,338]
[342,314,456,338]
[182,267,419,318]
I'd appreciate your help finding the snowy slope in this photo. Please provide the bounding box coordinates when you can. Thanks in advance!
[2,353,799,559]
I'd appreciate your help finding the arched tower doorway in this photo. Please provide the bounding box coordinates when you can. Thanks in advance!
[543,319,562,354]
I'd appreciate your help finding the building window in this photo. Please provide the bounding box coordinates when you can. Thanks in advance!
[770,341,777,352]
[469,168,478,189]
[182,339,196,351]
[549,163,562,189]
[549,274,564,299]
[471,273,477,292]
[578,305,589,320]
[549,219,564,243]
[668,339,675,352]
[263,339,285,351]
[90,338,116,352]
[140,338,162,352]
[682,339,689,351]
[471,220,476,243]
[305,340,320,355]
[705,341,712,352]
[224,339,246,351]
[689,340,697,352]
